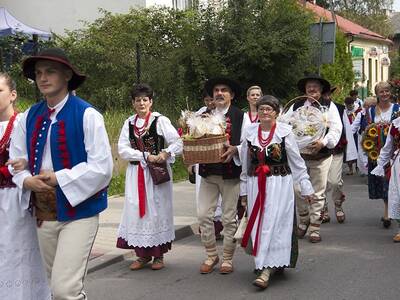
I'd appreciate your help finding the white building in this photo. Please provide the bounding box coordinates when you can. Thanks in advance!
[2,0,196,34]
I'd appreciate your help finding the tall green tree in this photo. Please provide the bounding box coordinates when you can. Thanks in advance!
[316,0,394,37]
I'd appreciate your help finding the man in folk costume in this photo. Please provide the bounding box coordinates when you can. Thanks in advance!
[320,88,357,224]
[285,74,342,242]
[198,77,250,274]
[9,48,113,300]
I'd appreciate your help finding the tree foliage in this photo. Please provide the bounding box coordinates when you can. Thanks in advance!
[55,0,315,116]
[321,31,355,103]
[316,0,394,37]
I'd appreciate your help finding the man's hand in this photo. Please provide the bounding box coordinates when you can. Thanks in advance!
[39,170,58,187]
[221,145,238,163]
[309,139,324,154]
[6,158,28,172]
[304,194,316,204]
[239,195,247,207]
[187,164,194,175]
[23,175,54,192]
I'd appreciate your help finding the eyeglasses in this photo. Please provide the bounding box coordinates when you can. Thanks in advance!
[258,107,274,113]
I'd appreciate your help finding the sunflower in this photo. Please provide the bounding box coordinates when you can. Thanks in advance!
[368,150,379,160]
[362,139,374,151]
[367,126,378,138]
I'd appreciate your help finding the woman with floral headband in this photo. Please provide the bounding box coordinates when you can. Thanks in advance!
[352,82,399,228]
[239,95,314,289]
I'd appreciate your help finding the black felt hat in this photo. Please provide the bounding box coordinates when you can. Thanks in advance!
[22,48,86,91]
[204,77,241,100]
[297,73,331,94]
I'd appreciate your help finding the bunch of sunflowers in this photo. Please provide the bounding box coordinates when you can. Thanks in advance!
[362,123,390,160]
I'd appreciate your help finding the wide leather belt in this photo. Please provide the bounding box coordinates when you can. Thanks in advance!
[33,190,57,221]
[301,151,332,161]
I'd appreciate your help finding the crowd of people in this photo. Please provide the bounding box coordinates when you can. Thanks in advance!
[1,47,400,299]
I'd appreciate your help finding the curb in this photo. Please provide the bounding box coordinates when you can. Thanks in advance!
[88,223,198,274]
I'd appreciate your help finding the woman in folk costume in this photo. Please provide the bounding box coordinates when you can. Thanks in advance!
[344,96,363,175]
[245,85,263,123]
[371,115,400,242]
[352,82,399,228]
[239,96,314,289]
[116,83,183,270]
[351,96,377,176]
[0,73,50,299]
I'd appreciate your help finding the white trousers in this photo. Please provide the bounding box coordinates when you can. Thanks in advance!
[37,215,99,300]
[325,153,345,208]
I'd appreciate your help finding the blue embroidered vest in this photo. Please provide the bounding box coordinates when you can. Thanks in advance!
[26,94,107,221]
[360,103,400,133]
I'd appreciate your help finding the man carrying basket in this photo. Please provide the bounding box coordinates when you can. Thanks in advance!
[283,74,342,243]
[197,77,250,274]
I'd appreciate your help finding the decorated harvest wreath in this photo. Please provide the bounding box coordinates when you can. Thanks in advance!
[278,96,328,154]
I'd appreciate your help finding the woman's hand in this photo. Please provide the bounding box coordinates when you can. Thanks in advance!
[156,152,170,163]
[6,158,28,173]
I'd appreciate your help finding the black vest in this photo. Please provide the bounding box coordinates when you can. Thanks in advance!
[247,138,291,177]
[332,102,347,154]
[129,116,165,161]
[199,105,244,179]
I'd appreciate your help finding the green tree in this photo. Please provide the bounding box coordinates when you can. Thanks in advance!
[321,31,355,103]
[56,1,316,114]
[316,0,394,37]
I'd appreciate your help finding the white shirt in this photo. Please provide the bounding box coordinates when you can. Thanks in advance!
[10,94,113,207]
[214,104,251,165]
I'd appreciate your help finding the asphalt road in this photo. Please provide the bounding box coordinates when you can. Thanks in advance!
[85,175,400,300]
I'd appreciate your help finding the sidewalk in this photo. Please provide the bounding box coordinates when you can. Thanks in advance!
[88,181,198,273]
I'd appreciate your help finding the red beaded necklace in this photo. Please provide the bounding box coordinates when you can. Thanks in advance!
[0,112,17,154]
[134,112,151,137]
[249,110,259,123]
[258,123,276,148]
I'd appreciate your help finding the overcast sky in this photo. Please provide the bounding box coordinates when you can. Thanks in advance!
[394,0,400,11]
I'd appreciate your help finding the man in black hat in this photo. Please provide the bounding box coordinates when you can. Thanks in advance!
[197,77,250,274]
[9,48,113,299]
[284,74,342,243]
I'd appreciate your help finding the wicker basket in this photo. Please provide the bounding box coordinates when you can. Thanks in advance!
[183,134,228,164]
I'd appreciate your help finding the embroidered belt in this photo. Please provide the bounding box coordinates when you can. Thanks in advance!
[33,190,57,221]
[249,164,291,177]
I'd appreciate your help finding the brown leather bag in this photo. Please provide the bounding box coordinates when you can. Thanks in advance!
[33,190,57,221]
[147,161,171,185]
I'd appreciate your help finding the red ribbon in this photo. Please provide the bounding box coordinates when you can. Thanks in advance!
[241,164,270,256]
[137,163,146,218]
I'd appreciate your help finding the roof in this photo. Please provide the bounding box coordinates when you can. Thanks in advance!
[0,7,51,39]
[304,2,392,44]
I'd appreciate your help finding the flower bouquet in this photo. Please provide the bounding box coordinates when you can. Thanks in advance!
[361,123,390,161]
[178,110,228,164]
